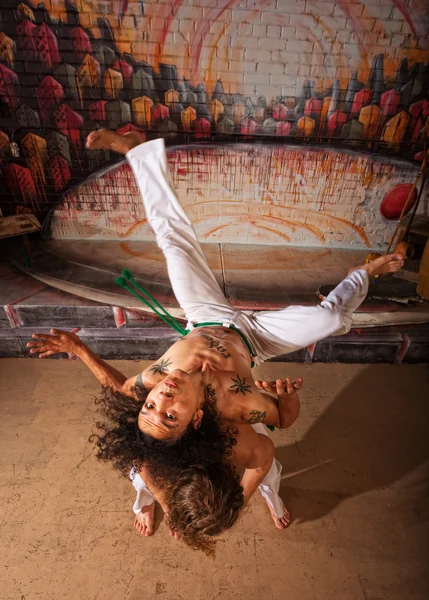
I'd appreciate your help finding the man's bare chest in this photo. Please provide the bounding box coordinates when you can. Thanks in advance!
[146,329,250,376]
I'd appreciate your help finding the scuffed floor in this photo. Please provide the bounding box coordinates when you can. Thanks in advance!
[1,359,428,600]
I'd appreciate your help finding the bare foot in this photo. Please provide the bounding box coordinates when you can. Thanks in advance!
[349,253,404,278]
[169,527,182,541]
[85,129,142,154]
[133,502,155,536]
[268,501,291,530]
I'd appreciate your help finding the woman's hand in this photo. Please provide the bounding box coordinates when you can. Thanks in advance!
[26,329,83,358]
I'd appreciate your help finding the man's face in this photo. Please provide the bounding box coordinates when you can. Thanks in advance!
[138,370,203,440]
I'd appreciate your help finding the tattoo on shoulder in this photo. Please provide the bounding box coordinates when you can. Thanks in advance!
[135,373,146,390]
[204,383,217,405]
[229,375,252,395]
[149,357,172,376]
[247,410,267,424]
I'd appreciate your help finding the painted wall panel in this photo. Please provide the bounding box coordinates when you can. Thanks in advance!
[48,144,427,249]
[0,0,427,250]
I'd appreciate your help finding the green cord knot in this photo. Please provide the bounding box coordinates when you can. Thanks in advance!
[115,269,188,336]
[121,268,134,280]
[115,276,127,287]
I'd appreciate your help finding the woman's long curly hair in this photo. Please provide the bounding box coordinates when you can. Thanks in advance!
[91,386,244,556]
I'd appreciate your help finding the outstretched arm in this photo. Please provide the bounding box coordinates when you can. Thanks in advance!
[27,329,147,397]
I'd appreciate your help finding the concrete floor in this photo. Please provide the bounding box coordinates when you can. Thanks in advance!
[0,359,428,600]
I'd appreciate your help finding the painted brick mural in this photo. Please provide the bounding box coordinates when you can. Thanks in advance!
[49,144,427,249]
[0,0,428,244]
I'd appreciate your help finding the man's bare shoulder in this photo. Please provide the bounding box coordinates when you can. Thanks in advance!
[214,370,264,423]
[215,370,280,427]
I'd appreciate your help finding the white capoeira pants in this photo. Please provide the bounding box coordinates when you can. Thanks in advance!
[126,139,369,366]
[130,423,284,518]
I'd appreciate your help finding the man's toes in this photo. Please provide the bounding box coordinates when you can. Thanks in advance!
[85,130,103,148]
[281,515,290,527]
[145,526,153,537]
[85,132,97,147]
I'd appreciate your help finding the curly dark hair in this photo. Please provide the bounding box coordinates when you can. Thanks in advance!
[90,386,245,556]
[91,386,238,481]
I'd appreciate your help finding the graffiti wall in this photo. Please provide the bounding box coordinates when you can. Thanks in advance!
[49,144,426,249]
[0,0,428,243]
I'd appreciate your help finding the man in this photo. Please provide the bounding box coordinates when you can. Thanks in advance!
[29,130,403,439]
[27,327,297,545]
[27,130,403,546]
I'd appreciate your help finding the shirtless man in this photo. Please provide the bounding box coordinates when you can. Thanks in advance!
[27,326,298,539]
[27,130,404,544]
[29,129,404,440]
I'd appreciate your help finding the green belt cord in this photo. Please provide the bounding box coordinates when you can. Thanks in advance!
[115,269,188,336]
[115,270,256,360]
[115,270,274,428]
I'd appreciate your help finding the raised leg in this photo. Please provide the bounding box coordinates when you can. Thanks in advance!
[86,130,234,325]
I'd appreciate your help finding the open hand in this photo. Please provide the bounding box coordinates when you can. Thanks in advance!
[26,328,83,358]
[255,377,303,400]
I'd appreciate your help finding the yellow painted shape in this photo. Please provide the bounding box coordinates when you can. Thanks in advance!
[358,104,381,139]
[22,133,47,153]
[209,99,224,124]
[104,68,123,99]
[297,116,315,136]
[381,111,410,145]
[0,33,15,66]
[319,96,331,132]
[322,97,331,118]
[181,106,197,131]
[253,106,265,122]
[0,130,9,149]
[17,3,35,20]
[132,96,153,127]
[165,89,179,106]
[232,103,246,126]
[77,54,101,88]
[22,133,47,185]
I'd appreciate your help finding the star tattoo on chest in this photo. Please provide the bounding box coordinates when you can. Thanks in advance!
[229,374,252,395]
[149,357,172,375]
